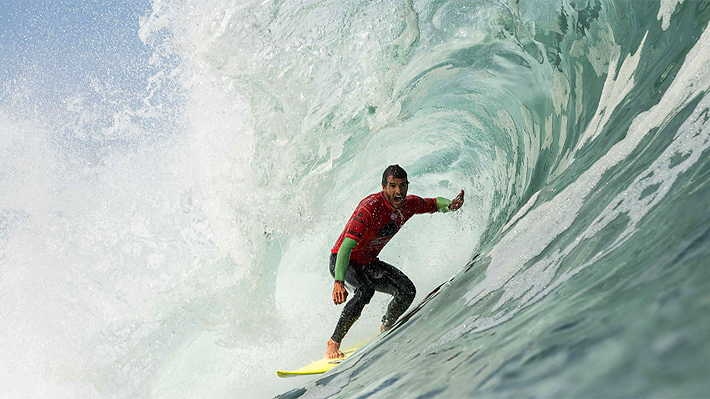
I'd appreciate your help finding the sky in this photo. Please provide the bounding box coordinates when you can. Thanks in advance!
[0,0,154,109]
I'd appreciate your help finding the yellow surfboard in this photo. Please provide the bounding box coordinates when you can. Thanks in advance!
[276,341,369,378]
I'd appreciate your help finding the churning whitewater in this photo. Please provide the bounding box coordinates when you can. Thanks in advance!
[1,0,709,398]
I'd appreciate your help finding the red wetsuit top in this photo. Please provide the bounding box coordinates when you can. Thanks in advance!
[331,192,438,264]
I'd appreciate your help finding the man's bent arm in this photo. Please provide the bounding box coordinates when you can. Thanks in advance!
[334,237,358,281]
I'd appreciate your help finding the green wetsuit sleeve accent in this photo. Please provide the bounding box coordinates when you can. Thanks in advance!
[436,197,452,213]
[334,237,358,281]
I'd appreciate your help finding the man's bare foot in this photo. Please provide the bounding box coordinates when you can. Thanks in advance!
[325,339,344,359]
[380,325,388,333]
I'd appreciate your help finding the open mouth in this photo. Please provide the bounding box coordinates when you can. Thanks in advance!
[393,194,403,205]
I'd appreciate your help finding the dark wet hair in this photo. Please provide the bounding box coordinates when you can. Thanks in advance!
[382,164,409,187]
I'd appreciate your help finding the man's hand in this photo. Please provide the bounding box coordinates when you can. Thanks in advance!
[449,189,464,211]
[332,281,348,305]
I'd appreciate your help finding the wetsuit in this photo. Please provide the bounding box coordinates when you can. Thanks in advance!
[329,192,452,343]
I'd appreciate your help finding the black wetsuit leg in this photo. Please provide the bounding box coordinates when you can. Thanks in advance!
[329,254,416,343]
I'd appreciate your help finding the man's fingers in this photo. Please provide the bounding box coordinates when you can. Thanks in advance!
[448,190,464,211]
[333,288,348,305]
[340,291,347,304]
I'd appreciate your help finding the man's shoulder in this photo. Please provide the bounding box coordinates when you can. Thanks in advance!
[404,195,435,213]
[405,194,427,206]
[357,192,384,209]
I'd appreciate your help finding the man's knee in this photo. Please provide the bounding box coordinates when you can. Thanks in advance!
[395,279,417,306]
[401,281,416,304]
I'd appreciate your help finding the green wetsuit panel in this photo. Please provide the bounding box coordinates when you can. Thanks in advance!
[334,237,358,281]
[436,197,452,213]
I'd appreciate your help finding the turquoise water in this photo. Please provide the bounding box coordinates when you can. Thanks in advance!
[1,0,709,398]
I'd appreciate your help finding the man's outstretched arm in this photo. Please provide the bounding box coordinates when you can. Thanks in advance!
[436,189,465,212]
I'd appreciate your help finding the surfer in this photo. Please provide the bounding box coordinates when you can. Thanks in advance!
[326,164,464,359]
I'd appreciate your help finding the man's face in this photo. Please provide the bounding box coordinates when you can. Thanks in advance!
[382,175,408,209]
